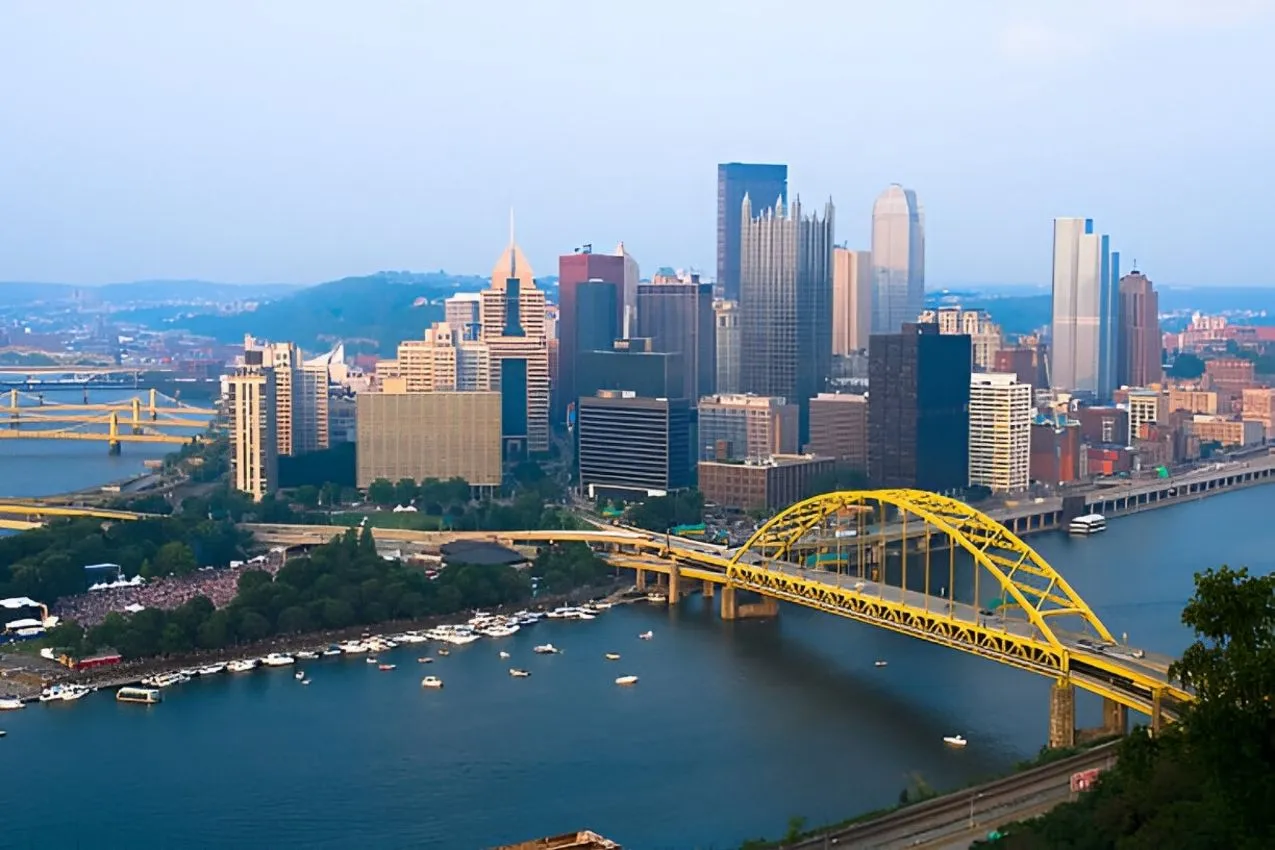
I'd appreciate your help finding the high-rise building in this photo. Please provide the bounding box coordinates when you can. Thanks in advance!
[577,391,692,499]
[917,306,1004,371]
[613,242,640,337]
[556,249,626,422]
[806,393,868,472]
[483,237,550,455]
[713,299,741,394]
[832,248,872,355]
[1117,269,1161,388]
[717,163,788,300]
[444,293,482,340]
[226,351,279,501]
[1050,217,1120,399]
[636,276,715,402]
[868,323,971,492]
[697,394,799,461]
[242,335,329,457]
[381,321,492,392]
[356,390,502,491]
[739,195,835,442]
[576,339,685,402]
[968,373,1031,493]
[870,184,925,334]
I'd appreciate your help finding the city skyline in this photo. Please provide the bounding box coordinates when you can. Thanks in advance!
[3,3,1272,287]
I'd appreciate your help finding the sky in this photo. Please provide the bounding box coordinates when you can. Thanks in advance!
[2,0,1273,288]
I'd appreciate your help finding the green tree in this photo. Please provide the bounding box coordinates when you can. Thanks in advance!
[152,541,197,576]
[394,477,418,506]
[367,478,395,506]
[1168,352,1206,379]
[293,484,320,507]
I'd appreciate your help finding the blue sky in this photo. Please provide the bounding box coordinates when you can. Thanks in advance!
[2,0,1272,287]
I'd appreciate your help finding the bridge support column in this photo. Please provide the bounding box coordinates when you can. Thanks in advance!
[720,585,737,620]
[1150,688,1163,736]
[667,564,680,605]
[1049,680,1076,749]
[107,441,121,456]
[1101,698,1128,736]
[702,579,715,598]
[635,569,647,591]
[737,596,779,619]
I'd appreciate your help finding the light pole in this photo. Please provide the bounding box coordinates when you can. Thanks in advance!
[969,791,985,829]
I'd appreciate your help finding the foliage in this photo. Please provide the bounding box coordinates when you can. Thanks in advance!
[530,542,613,594]
[1167,352,1206,379]
[277,442,356,488]
[998,565,1275,849]
[625,490,705,532]
[806,465,871,498]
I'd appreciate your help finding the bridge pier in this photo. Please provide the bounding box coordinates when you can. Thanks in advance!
[1150,688,1163,736]
[719,586,778,621]
[667,564,680,604]
[701,579,715,598]
[1102,698,1128,736]
[1049,680,1076,749]
[107,441,121,456]
[635,569,647,591]
[720,585,737,620]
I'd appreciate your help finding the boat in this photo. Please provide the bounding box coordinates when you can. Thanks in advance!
[417,656,433,664]
[638,631,653,640]
[179,669,198,678]
[533,644,559,654]
[604,653,621,661]
[226,659,259,673]
[378,664,396,671]
[195,663,226,676]
[295,650,319,660]
[294,671,305,680]
[0,730,5,737]
[322,646,342,657]
[142,672,188,688]
[499,651,511,659]
[508,668,531,678]
[615,675,639,685]
[0,697,24,711]
[646,593,667,604]
[39,684,90,702]
[590,600,613,610]
[261,653,295,667]
[437,649,450,656]
[339,641,368,654]
[366,657,379,664]
[420,676,444,689]
[116,686,162,704]
[874,660,888,668]
[545,607,571,619]
[1069,513,1107,535]
[481,623,521,638]
[301,678,311,685]
[943,734,968,747]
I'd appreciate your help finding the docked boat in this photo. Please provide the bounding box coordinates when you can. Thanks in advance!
[226,659,259,673]
[508,668,531,678]
[378,664,396,671]
[295,650,319,660]
[589,600,613,610]
[142,672,188,688]
[322,646,343,657]
[1068,513,1107,535]
[0,697,25,711]
[481,623,520,638]
[604,653,621,661]
[39,684,90,702]
[339,641,368,654]
[261,653,295,667]
[646,593,667,604]
[874,660,888,668]
[116,686,162,704]
[545,607,571,619]
[196,663,226,676]
[420,676,444,689]
[397,632,429,644]
[615,675,639,686]
[638,631,653,640]
[943,734,968,747]
[533,644,559,655]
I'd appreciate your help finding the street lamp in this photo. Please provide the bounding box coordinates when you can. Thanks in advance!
[969,791,985,829]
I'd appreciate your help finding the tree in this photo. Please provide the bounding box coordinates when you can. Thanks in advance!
[367,478,396,506]
[152,541,197,576]
[1168,352,1206,379]
[394,477,418,506]
[293,485,320,508]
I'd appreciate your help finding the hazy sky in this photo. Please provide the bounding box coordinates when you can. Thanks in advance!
[2,1,1273,287]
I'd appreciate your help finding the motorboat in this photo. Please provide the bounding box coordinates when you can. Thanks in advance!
[295,650,319,660]
[39,684,91,702]
[196,663,226,676]
[142,672,188,688]
[226,659,259,673]
[437,648,450,656]
[589,600,613,610]
[545,607,571,619]
[508,668,531,678]
[179,669,198,678]
[366,657,379,665]
[615,675,639,685]
[0,697,26,711]
[116,687,162,704]
[943,734,968,747]
[499,651,510,659]
[480,623,520,638]
[378,664,396,671]
[294,671,305,680]
[339,641,368,654]
[301,678,311,685]
[874,660,888,668]
[397,632,428,644]
[638,631,653,640]
[417,657,433,664]
[604,653,621,661]
[420,676,444,689]
[261,653,295,667]
[322,646,343,657]
[533,644,559,655]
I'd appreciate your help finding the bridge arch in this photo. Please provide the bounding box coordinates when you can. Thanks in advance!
[728,489,1115,653]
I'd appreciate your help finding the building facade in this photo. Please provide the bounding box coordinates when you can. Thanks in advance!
[717,162,788,301]
[556,250,626,423]
[697,393,799,462]
[832,248,872,355]
[968,373,1031,493]
[917,306,1004,371]
[806,393,868,471]
[383,321,492,392]
[713,299,741,394]
[636,277,715,403]
[226,352,279,501]
[1117,269,1161,388]
[613,241,640,337]
[576,392,691,498]
[444,293,482,340]
[576,340,685,402]
[870,184,925,334]
[739,195,835,442]
[355,391,502,490]
[482,240,550,455]
[698,454,835,513]
[868,323,971,492]
[1050,217,1119,399]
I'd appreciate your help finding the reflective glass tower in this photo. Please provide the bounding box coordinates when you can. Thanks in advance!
[1050,217,1119,399]
[717,163,788,301]
[870,184,925,334]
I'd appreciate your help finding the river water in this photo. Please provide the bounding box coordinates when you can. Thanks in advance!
[2,438,1273,848]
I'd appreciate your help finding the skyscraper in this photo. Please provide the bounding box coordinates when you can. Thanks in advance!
[613,242,640,337]
[556,249,626,422]
[1050,217,1119,399]
[868,323,970,492]
[1117,268,1162,388]
[968,373,1031,493]
[717,163,788,301]
[226,350,279,502]
[870,184,925,334]
[739,194,834,441]
[636,276,715,402]
[482,236,550,456]
[713,299,741,394]
[832,248,872,354]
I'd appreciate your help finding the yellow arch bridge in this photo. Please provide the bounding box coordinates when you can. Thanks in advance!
[2,490,1192,745]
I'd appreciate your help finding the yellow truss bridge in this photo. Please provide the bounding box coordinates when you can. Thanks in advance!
[0,410,203,453]
[5,388,216,417]
[3,490,1192,744]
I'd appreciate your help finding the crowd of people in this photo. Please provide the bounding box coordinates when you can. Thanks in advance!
[55,553,285,628]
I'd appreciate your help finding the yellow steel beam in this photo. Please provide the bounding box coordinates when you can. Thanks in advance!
[0,503,147,520]
[0,518,39,531]
[0,430,194,444]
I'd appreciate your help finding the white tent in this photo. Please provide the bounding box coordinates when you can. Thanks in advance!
[123,603,145,613]
[0,597,41,610]
[4,618,43,631]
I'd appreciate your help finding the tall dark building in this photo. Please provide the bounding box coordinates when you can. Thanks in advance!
[1117,269,1161,388]
[576,339,685,401]
[557,250,626,422]
[739,195,835,443]
[868,323,971,492]
[717,163,788,301]
[635,277,715,402]
[577,391,692,499]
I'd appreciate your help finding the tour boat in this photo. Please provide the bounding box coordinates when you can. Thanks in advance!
[604,653,621,661]
[378,664,396,671]
[261,653,295,667]
[1068,513,1107,535]
[116,686,162,704]
[437,648,450,656]
[638,631,653,640]
[533,644,559,654]
[196,663,226,676]
[420,676,444,689]
[615,675,639,686]
[417,657,433,664]
[0,697,26,711]
[508,668,531,678]
[227,659,259,673]
[295,650,319,660]
[943,734,968,747]
[874,660,888,668]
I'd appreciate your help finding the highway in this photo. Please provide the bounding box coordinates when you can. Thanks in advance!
[783,741,1120,849]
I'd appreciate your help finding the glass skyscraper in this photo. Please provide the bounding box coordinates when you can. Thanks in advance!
[870,184,925,334]
[717,163,788,301]
[1050,217,1119,400]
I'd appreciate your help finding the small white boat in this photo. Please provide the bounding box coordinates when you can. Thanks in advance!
[366,657,379,665]
[378,664,396,671]
[261,653,295,667]
[533,644,559,654]
[421,676,444,689]
[943,734,967,747]
[509,668,531,678]
[0,730,6,737]
[638,631,653,641]
[590,601,613,610]
[646,593,667,604]
[417,656,433,664]
[196,663,226,676]
[604,653,621,661]
[294,671,305,680]
[227,659,259,673]
[339,641,368,654]
[322,646,342,657]
[499,651,510,659]
[437,649,450,656]
[874,660,888,668]
[0,697,26,711]
[295,650,319,660]
[615,675,639,686]
[301,679,311,685]
[39,684,90,702]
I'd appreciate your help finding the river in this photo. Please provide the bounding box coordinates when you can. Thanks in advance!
[2,484,1273,848]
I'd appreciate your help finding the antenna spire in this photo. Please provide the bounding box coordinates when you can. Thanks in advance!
[508,207,517,278]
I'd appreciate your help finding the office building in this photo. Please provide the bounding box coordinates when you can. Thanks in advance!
[1190,416,1264,448]
[1126,389,1166,442]
[381,322,492,392]
[242,335,329,457]
[917,307,1004,371]
[556,249,626,422]
[226,351,279,501]
[356,391,502,490]
[968,373,1031,493]
[807,393,868,471]
[1168,388,1219,416]
[1078,406,1128,445]
[994,348,1036,387]
[577,391,691,499]
[870,184,925,334]
[1050,217,1120,399]
[832,248,871,355]
[697,394,798,461]
[739,195,835,442]
[717,162,788,300]
[576,339,685,402]
[1117,269,1161,388]
[1030,417,1081,485]
[636,276,715,402]
[868,323,971,492]
[713,299,741,394]
[698,454,835,513]
[482,237,550,455]
[613,242,640,337]
[444,293,482,340]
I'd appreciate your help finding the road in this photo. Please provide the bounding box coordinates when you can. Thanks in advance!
[782,742,1120,849]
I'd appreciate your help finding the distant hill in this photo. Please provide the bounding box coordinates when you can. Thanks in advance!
[0,279,300,306]
[0,281,78,304]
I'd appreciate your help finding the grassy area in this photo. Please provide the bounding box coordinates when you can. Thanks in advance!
[328,511,446,531]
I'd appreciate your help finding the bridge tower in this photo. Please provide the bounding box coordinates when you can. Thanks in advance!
[107,411,122,455]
